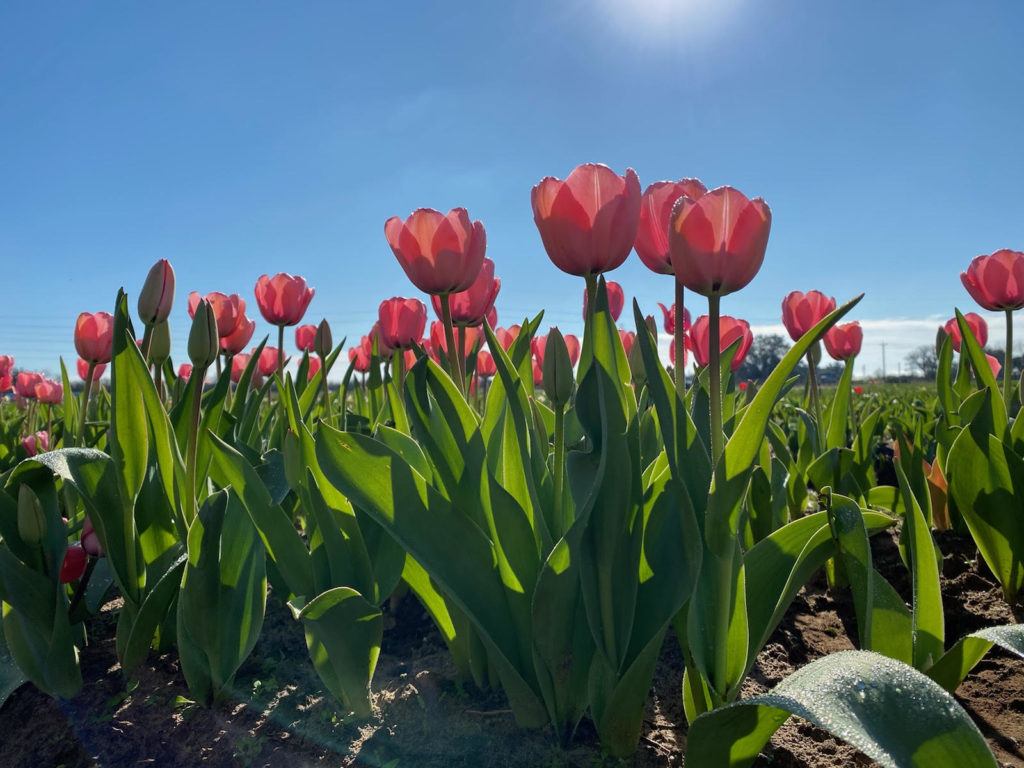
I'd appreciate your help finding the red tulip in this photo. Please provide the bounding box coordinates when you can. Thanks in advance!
[668,333,692,368]
[231,353,251,383]
[944,313,988,352]
[961,249,1024,311]
[986,354,1002,378]
[378,298,427,351]
[690,315,753,371]
[178,363,193,381]
[657,302,691,335]
[81,517,104,557]
[349,338,373,373]
[532,359,543,386]
[15,372,43,399]
[739,381,748,391]
[307,356,322,380]
[430,321,479,357]
[532,163,641,277]
[781,290,837,342]
[189,291,245,339]
[430,257,500,326]
[60,545,87,584]
[854,386,864,395]
[370,322,394,356]
[582,280,624,321]
[295,324,317,352]
[635,179,709,275]
[476,349,496,378]
[495,327,519,351]
[74,312,115,365]
[254,273,315,326]
[668,186,771,297]
[22,430,49,456]
[77,358,105,381]
[220,314,256,355]
[385,208,486,295]
[256,347,281,377]
[823,321,863,361]
[618,330,636,357]
[35,380,63,404]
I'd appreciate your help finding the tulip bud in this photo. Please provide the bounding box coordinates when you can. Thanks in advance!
[138,259,176,325]
[935,326,949,359]
[542,328,574,408]
[188,299,219,369]
[17,484,46,545]
[315,318,333,359]
[149,320,172,365]
[81,516,104,557]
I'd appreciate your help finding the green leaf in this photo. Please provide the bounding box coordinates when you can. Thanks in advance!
[825,358,855,450]
[121,554,187,674]
[686,650,997,768]
[926,624,1024,692]
[0,626,27,708]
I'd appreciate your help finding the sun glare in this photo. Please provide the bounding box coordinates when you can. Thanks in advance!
[595,0,743,48]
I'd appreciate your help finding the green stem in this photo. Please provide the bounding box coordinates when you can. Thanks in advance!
[185,364,207,528]
[674,280,687,406]
[393,349,406,406]
[139,324,154,366]
[277,325,285,384]
[711,548,734,705]
[1005,308,1014,412]
[78,363,95,447]
[552,403,566,537]
[320,355,333,427]
[457,325,468,392]
[708,294,724,467]
[808,351,824,451]
[440,294,464,395]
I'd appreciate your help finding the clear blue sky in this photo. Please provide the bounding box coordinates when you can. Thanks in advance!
[3,1,1022,380]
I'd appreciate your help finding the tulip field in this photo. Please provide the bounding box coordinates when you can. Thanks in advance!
[3,164,1024,767]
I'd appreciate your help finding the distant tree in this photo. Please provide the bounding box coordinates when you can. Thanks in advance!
[905,345,938,380]
[737,333,791,382]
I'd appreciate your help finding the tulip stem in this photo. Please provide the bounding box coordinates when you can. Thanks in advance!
[552,403,567,537]
[393,349,406,405]
[185,364,207,528]
[277,325,285,384]
[457,325,468,391]
[708,295,724,467]
[140,323,153,366]
[320,355,333,427]
[1005,308,1014,412]
[78,363,96,447]
[440,294,464,395]
[674,281,687,407]
[807,351,825,451]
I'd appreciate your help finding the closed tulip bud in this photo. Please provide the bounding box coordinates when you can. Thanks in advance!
[137,259,175,325]
[627,336,646,389]
[542,328,574,408]
[17,484,46,545]
[60,545,87,584]
[315,318,333,359]
[148,320,172,364]
[188,299,219,369]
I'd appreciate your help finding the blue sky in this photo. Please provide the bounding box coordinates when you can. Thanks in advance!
[3,1,1022,380]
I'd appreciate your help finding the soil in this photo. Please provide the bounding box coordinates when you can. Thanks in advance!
[1,529,1021,768]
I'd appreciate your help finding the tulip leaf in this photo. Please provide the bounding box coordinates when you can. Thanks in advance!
[121,553,187,674]
[0,627,27,709]
[109,290,147,512]
[926,624,1024,692]
[825,357,855,451]
[686,650,997,768]
[955,309,1006,430]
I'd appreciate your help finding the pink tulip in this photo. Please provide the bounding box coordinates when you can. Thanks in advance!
[295,324,317,352]
[618,330,636,358]
[256,347,281,377]
[657,302,691,335]
[74,312,115,364]
[178,363,193,381]
[81,517,104,557]
[231,353,251,384]
[35,379,63,404]
[430,322,479,357]
[220,314,256,355]
[307,356,322,380]
[476,350,496,378]
[189,291,246,338]
[22,430,49,456]
[15,372,43,400]
[378,298,427,351]
[961,249,1024,311]
[668,333,692,367]
[635,179,709,275]
[690,315,753,371]
[494,327,518,351]
[943,313,988,353]
[823,322,863,361]
[77,358,106,382]
[385,208,487,295]
[254,273,315,327]
[582,280,624,321]
[781,290,837,342]
[430,257,500,327]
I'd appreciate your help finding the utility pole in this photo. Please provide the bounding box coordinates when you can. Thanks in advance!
[881,342,887,380]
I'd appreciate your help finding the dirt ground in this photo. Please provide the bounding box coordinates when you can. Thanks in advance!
[1,529,1021,768]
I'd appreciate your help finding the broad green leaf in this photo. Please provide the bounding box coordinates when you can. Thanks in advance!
[0,626,27,708]
[825,357,855,450]
[926,624,1024,692]
[955,308,1006,431]
[686,650,997,768]
[122,553,187,674]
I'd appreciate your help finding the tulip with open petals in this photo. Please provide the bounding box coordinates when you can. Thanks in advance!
[657,302,691,335]
[430,322,479,357]
[255,273,315,327]
[189,292,245,338]
[77,359,105,382]
[0,355,14,393]
[386,208,487,295]
[220,314,256,355]
[690,315,753,371]
[35,380,63,405]
[75,312,115,364]
[476,349,496,378]
[635,179,709,275]
[231,354,251,384]
[430,257,500,327]
[15,372,42,399]
[295,324,317,352]
[307,357,322,381]
[781,290,837,342]
[668,334,692,367]
[22,431,49,457]
[378,298,427,351]
[532,163,641,277]
[582,280,624,321]
[943,313,988,352]
[668,187,771,298]
[961,249,1024,312]
[823,321,863,361]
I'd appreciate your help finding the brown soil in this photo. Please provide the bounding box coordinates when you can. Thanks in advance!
[1,529,1021,768]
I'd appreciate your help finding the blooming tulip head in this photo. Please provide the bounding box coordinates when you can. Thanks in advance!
[781,290,837,343]
[349,337,374,373]
[0,356,12,393]
[823,321,863,361]
[295,324,317,353]
[35,379,63,405]
[189,291,245,339]
[532,163,641,277]
[14,372,43,400]
[178,363,193,381]
[231,353,251,383]
[583,280,624,321]
[944,312,988,353]
[386,208,487,295]
[254,273,315,327]
[257,347,281,377]
[961,249,1024,312]
[657,302,691,335]
[430,322,479,358]
[307,356,322,381]
[690,315,754,371]
[476,349,496,378]
[668,186,771,298]
[430,257,500,327]
[635,179,709,275]
[77,358,106,382]
[495,327,518,352]
[378,298,427,351]
[22,430,49,456]
[854,385,864,395]
[74,312,115,365]
[220,314,256,355]
[138,259,176,325]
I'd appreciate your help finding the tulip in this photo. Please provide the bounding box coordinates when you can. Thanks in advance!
[74,312,115,365]
[485,306,498,331]
[231,354,251,384]
[81,516,104,557]
[531,359,543,387]
[823,321,863,361]
[582,280,624,322]
[189,292,245,339]
[17,484,45,545]
[256,347,281,377]
[618,330,636,358]
[690,315,753,371]
[495,327,519,352]
[635,179,709,276]
[0,355,13,393]
[430,257,500,327]
[986,353,1002,378]
[15,372,43,399]
[0,374,9,393]
[739,381,748,391]
[349,338,374,373]
[943,313,988,353]
[378,298,427,352]
[178,363,193,381]
[138,259,176,325]
[532,330,580,370]
[657,302,692,335]
[22,430,49,456]
[532,163,641,279]
[307,356,322,381]
[295,324,317,352]
[220,314,256,355]
[961,249,1024,312]
[77,358,105,382]
[59,545,87,584]
[188,299,220,370]
[385,208,487,296]
[668,187,771,299]
[370,322,393,356]
[254,273,315,327]
[476,349,496,378]
[430,322,479,359]
[782,290,837,342]
[668,333,692,368]
[854,386,864,395]
[35,380,63,405]
[314,319,333,359]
